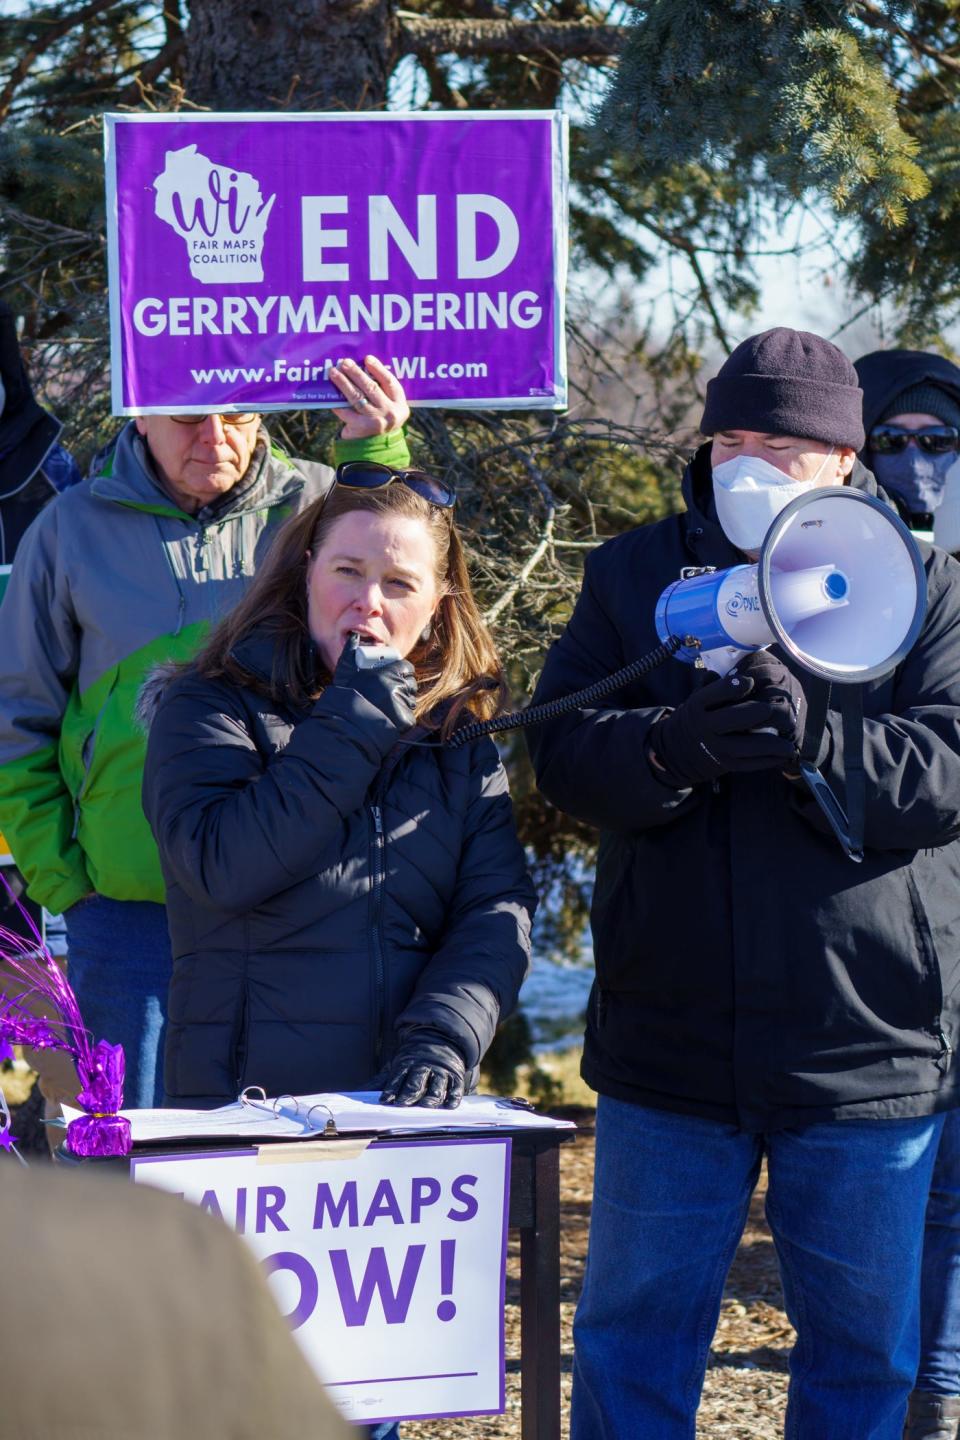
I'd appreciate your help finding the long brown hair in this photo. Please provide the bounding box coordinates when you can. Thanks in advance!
[194,481,508,735]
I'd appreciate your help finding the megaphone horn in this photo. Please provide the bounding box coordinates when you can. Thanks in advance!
[655,487,927,684]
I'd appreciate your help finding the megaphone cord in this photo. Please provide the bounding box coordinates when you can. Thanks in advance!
[443,633,688,748]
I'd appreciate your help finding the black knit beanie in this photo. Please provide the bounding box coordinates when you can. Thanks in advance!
[700,327,865,450]
[878,383,960,430]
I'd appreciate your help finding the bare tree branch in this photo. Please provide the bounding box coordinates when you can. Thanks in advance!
[484,504,558,625]
[635,215,735,356]
[416,50,468,108]
[399,16,628,60]
[397,0,510,20]
[855,1,960,73]
[116,32,186,105]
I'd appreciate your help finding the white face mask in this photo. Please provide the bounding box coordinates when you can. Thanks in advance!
[712,449,836,553]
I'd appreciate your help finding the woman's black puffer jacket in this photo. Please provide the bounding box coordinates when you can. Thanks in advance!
[140,634,536,1107]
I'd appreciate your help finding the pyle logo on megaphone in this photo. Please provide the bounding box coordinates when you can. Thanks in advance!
[724,591,762,617]
[655,487,926,684]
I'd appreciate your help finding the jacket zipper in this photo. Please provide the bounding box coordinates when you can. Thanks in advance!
[234,989,250,1091]
[71,681,119,839]
[936,1024,953,1071]
[370,803,387,1068]
[194,527,209,573]
[364,740,427,1069]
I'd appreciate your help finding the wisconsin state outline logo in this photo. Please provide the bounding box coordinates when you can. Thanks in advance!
[152,144,276,284]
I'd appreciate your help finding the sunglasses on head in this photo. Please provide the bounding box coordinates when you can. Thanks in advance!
[334,461,456,508]
[869,424,960,456]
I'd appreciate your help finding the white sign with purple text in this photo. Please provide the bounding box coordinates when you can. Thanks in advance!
[132,1136,511,1425]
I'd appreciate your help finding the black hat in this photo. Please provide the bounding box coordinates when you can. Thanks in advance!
[855,349,960,441]
[700,327,865,450]
[878,382,960,430]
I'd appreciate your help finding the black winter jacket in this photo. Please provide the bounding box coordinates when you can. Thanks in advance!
[529,446,960,1130]
[141,635,535,1107]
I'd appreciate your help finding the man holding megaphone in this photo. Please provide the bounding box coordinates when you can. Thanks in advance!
[529,328,960,1440]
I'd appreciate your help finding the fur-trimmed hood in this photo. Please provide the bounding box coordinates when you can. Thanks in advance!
[135,661,185,733]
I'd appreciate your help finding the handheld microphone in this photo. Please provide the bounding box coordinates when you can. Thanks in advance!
[351,636,402,670]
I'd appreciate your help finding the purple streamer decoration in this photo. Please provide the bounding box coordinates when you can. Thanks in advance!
[0,878,131,1158]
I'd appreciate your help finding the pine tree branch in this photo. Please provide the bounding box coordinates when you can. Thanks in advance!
[399,17,627,60]
[0,0,119,122]
[855,2,960,74]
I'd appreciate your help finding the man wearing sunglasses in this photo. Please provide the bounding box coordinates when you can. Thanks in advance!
[856,348,960,544]
[856,347,960,1440]
[0,354,411,1112]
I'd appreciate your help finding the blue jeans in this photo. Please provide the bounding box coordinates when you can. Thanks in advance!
[65,897,172,1109]
[572,1096,945,1440]
[918,1107,960,1396]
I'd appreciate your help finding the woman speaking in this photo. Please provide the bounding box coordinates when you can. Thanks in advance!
[140,463,535,1112]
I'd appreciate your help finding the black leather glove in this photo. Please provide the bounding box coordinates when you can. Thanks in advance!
[332,633,418,734]
[649,662,800,788]
[379,1029,466,1109]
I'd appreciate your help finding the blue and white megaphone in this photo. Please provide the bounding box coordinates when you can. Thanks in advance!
[655,487,927,684]
[446,489,927,859]
[655,487,928,861]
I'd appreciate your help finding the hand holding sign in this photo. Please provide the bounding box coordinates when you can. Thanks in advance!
[330,355,410,440]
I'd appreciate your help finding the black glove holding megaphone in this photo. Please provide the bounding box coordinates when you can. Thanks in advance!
[649,649,807,789]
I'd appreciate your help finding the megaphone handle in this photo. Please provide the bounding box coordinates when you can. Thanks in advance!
[798,762,864,864]
[840,685,867,864]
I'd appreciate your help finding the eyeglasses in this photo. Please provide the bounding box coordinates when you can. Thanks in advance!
[869,424,960,456]
[168,413,259,428]
[334,461,456,509]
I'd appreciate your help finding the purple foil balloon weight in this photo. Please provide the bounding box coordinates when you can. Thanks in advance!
[0,877,132,1158]
[68,1041,131,1159]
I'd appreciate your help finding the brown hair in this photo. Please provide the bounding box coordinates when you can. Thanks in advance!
[193,482,508,735]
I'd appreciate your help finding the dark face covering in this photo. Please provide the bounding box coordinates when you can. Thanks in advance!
[870,447,956,518]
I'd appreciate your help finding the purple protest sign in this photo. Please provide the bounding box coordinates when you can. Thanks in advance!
[104,112,568,414]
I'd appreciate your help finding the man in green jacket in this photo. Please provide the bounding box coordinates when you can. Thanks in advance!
[0,354,411,1108]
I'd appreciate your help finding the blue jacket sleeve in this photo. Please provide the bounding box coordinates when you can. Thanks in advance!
[396,738,536,1069]
[527,548,702,833]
